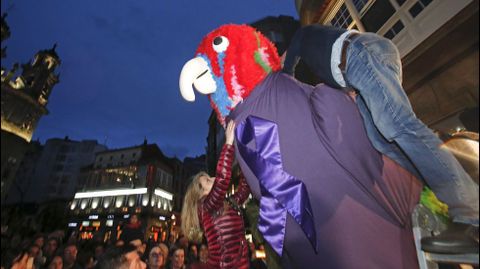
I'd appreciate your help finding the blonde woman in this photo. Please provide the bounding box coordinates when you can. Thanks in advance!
[181,121,250,269]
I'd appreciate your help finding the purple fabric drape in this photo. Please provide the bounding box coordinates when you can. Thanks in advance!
[236,115,317,256]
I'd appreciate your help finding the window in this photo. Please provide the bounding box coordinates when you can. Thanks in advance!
[54,165,64,172]
[353,0,369,14]
[395,0,406,6]
[361,0,396,32]
[409,0,433,18]
[82,144,94,153]
[59,145,69,153]
[384,20,405,39]
[331,3,353,29]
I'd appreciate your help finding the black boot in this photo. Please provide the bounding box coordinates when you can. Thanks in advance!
[421,222,479,254]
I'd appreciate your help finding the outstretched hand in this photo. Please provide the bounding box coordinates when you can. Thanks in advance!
[225,120,236,145]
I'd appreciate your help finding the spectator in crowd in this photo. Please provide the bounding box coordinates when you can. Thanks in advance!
[63,243,82,269]
[32,234,47,267]
[147,246,165,269]
[119,214,144,246]
[167,234,176,250]
[77,250,95,269]
[168,245,186,269]
[43,237,60,266]
[188,244,208,269]
[187,244,198,264]
[130,238,147,258]
[27,243,45,268]
[93,243,105,267]
[95,244,146,269]
[33,234,45,251]
[158,243,169,266]
[47,255,63,269]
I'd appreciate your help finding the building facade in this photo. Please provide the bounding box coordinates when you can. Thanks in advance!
[68,141,175,243]
[7,137,107,204]
[295,0,478,134]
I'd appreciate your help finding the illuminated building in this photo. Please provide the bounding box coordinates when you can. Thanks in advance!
[68,140,176,243]
[1,13,61,203]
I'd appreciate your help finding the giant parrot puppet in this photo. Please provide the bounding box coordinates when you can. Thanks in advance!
[179,24,423,269]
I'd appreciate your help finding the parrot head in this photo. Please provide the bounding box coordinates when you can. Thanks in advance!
[179,24,280,126]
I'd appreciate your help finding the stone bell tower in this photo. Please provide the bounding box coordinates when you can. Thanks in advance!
[1,44,60,143]
[1,15,61,202]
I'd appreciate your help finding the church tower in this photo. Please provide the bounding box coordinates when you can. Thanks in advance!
[1,13,61,203]
[1,44,60,142]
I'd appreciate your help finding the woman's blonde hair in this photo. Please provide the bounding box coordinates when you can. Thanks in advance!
[181,171,209,242]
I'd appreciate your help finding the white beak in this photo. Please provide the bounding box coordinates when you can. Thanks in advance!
[179,57,217,102]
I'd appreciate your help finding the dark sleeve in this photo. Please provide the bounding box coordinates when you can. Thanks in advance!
[203,144,234,213]
[232,171,251,205]
[282,27,304,75]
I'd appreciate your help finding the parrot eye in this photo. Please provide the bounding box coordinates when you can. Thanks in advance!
[212,36,229,53]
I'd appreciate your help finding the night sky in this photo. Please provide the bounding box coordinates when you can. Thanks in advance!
[1,0,298,160]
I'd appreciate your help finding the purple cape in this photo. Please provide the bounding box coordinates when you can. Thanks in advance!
[230,72,422,269]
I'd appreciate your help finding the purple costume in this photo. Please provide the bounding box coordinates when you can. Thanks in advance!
[230,72,422,269]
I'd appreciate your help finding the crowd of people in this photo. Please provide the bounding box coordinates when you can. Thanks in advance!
[1,224,267,269]
[1,122,267,269]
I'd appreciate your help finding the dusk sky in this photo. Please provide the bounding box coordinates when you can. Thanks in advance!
[1,1,298,160]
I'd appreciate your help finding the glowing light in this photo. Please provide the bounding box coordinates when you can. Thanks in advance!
[154,189,173,200]
[142,195,149,206]
[255,249,266,259]
[91,198,99,209]
[1,120,32,142]
[128,196,135,207]
[103,198,110,208]
[80,200,88,209]
[115,196,124,208]
[74,188,147,199]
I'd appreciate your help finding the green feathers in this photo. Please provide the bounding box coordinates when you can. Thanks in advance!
[421,186,449,221]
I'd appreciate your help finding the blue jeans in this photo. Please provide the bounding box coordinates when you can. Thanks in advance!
[344,33,479,225]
